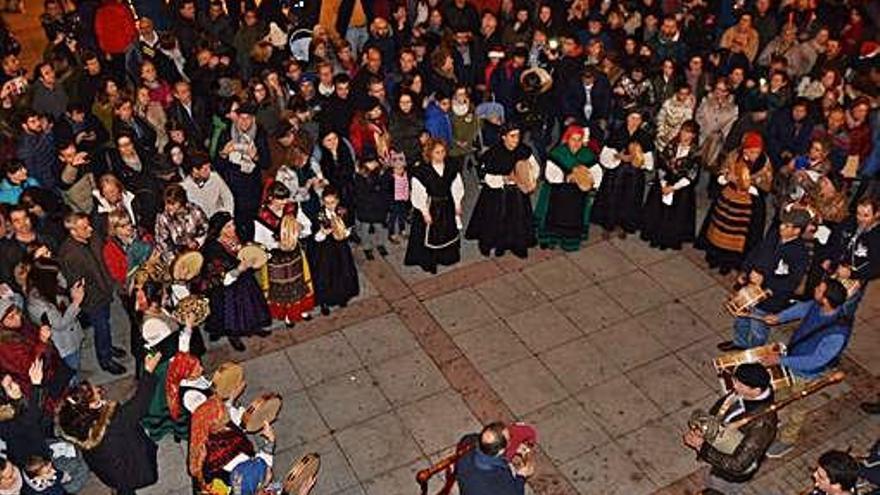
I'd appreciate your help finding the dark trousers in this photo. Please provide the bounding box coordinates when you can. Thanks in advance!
[84,302,113,364]
[388,200,410,235]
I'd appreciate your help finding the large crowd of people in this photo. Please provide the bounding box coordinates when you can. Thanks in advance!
[0,0,878,493]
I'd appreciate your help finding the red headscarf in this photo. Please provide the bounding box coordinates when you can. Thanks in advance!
[742,131,764,151]
[561,125,587,144]
[165,352,202,421]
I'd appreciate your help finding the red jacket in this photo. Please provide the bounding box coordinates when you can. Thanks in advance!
[0,321,56,400]
[102,237,128,286]
[94,1,137,55]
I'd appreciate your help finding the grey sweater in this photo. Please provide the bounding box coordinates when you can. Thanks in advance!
[26,290,84,358]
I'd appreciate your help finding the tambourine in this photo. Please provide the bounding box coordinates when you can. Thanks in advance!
[282,453,320,495]
[172,295,211,327]
[241,392,282,433]
[238,244,269,269]
[171,251,204,282]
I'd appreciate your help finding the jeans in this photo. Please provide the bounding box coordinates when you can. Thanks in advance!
[62,351,81,385]
[357,221,386,250]
[704,471,747,495]
[345,26,369,56]
[387,201,409,235]
[733,308,770,348]
[84,303,113,364]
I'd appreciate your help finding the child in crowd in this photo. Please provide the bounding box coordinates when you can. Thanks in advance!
[353,153,392,260]
[387,151,410,244]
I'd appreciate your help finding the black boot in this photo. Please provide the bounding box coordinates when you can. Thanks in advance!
[228,336,246,351]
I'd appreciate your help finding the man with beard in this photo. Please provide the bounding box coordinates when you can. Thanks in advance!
[466,122,538,258]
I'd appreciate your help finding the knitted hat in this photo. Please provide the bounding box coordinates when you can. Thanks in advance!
[741,131,764,151]
[734,363,771,390]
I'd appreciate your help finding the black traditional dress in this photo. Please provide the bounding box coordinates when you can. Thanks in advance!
[592,126,655,233]
[197,240,271,338]
[309,207,360,308]
[404,160,465,273]
[465,144,538,257]
[641,140,701,250]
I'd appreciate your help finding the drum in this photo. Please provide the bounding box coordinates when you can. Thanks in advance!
[713,343,793,393]
[238,244,270,269]
[241,393,282,433]
[212,362,245,401]
[512,159,537,194]
[283,453,320,495]
[171,251,204,282]
[570,165,594,192]
[172,295,211,326]
[724,284,772,316]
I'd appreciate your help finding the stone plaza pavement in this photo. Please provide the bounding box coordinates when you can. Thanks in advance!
[77,226,880,495]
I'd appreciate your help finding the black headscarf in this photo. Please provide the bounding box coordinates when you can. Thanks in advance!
[206,211,234,244]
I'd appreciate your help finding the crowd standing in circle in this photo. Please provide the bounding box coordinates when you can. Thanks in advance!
[0,0,877,493]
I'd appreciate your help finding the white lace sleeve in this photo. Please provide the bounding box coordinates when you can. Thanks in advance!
[545,161,565,184]
[410,175,429,214]
[589,164,604,189]
[642,151,655,171]
[483,173,505,188]
[297,208,312,238]
[451,173,465,210]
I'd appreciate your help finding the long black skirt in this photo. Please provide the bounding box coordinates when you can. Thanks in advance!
[465,186,536,257]
[640,182,697,250]
[310,238,360,307]
[591,165,646,233]
[205,271,271,338]
[405,198,461,272]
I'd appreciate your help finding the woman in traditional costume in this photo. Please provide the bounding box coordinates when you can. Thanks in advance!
[188,394,275,493]
[592,110,655,239]
[136,280,203,442]
[534,125,603,251]
[164,351,209,430]
[196,212,271,352]
[404,139,465,273]
[696,131,773,273]
[310,187,359,315]
[641,120,702,250]
[255,182,315,327]
[466,123,538,258]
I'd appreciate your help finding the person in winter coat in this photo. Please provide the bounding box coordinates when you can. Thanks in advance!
[695,78,739,171]
[388,91,424,165]
[57,352,163,495]
[424,91,453,147]
[353,155,392,260]
[654,84,696,151]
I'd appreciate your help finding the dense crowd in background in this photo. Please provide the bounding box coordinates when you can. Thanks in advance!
[0,0,877,493]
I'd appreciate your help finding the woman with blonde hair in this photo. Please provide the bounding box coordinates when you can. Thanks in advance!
[404,138,464,273]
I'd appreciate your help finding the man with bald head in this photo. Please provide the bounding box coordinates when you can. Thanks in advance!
[455,422,529,495]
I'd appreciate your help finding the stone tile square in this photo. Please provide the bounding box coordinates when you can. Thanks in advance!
[397,390,481,455]
[334,413,423,480]
[522,399,611,464]
[610,235,676,267]
[275,435,360,495]
[453,321,532,374]
[576,375,664,437]
[240,350,304,398]
[485,358,568,417]
[565,241,638,282]
[846,319,880,376]
[599,271,673,315]
[474,271,547,318]
[309,369,391,431]
[342,313,419,365]
[424,288,497,335]
[522,256,591,299]
[142,440,189,494]
[588,319,667,372]
[369,350,449,406]
[636,302,716,351]
[626,355,714,414]
[682,285,736,334]
[286,332,363,386]
[272,389,330,451]
[643,254,718,297]
[539,336,621,393]
[616,415,703,487]
[553,285,628,334]
[362,460,425,495]
[561,442,658,495]
[504,303,582,353]
[675,336,728,391]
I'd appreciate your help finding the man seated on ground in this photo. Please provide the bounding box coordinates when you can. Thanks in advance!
[455,422,533,495]
[758,278,853,459]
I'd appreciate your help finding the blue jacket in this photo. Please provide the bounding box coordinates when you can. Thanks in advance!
[455,450,525,495]
[777,300,852,379]
[425,102,453,146]
[0,177,39,205]
[16,131,58,191]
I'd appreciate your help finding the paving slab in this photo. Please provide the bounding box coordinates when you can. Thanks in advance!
[485,357,569,417]
[308,368,391,431]
[286,332,363,387]
[504,302,583,353]
[334,412,424,480]
[368,349,450,406]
